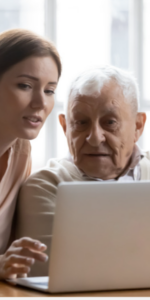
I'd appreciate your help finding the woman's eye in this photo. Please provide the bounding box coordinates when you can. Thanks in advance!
[45,90,55,95]
[18,83,31,90]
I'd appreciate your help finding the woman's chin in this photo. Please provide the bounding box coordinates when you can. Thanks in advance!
[18,129,40,140]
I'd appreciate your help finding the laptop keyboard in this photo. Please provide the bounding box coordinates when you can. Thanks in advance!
[34,282,48,286]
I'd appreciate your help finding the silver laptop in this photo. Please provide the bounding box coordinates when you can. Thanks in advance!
[7,181,150,293]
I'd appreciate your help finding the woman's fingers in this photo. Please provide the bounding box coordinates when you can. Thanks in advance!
[12,237,47,252]
[4,265,30,279]
[6,247,48,262]
[4,254,35,268]
[6,237,48,262]
[17,273,27,278]
[0,238,48,279]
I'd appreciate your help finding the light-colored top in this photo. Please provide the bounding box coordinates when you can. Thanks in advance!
[0,139,31,254]
[139,150,150,180]
[16,145,146,276]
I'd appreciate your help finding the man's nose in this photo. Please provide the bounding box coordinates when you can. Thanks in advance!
[86,124,106,146]
[30,91,46,109]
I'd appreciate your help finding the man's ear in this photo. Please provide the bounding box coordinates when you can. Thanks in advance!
[134,112,146,142]
[59,114,67,135]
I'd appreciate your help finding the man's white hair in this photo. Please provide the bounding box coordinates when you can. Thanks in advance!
[65,65,139,115]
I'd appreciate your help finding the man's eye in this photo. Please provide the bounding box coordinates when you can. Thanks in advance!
[73,120,88,131]
[107,119,116,125]
[18,83,31,90]
[104,119,117,126]
[76,120,87,125]
[45,90,55,95]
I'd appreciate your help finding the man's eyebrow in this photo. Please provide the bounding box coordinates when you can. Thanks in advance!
[73,110,87,115]
[17,74,57,85]
[104,107,118,113]
[101,109,120,118]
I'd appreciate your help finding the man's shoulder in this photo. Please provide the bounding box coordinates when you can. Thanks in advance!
[140,150,150,162]
[143,150,150,160]
[23,157,82,188]
[139,150,150,180]
[47,157,82,174]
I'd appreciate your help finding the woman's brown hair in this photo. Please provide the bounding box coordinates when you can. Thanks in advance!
[0,29,62,78]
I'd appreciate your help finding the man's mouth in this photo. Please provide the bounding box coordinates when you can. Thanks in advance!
[84,153,110,157]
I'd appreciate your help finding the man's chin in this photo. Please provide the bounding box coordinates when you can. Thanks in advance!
[79,167,112,180]
[77,158,113,180]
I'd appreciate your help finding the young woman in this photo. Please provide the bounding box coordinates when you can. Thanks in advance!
[0,29,61,279]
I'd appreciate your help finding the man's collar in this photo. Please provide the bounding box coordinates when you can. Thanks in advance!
[127,144,143,169]
[117,144,142,178]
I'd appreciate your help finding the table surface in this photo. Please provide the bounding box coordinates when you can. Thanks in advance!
[1,281,150,297]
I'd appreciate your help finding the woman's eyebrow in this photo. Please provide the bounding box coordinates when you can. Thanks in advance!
[17,74,57,85]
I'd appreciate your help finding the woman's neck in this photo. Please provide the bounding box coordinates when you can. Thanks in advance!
[0,134,17,181]
[0,134,17,157]
[0,151,9,181]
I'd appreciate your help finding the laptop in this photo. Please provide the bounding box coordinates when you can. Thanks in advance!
[7,181,150,293]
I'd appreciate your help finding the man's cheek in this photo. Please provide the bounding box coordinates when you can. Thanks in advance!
[112,142,129,168]
[105,134,119,153]
[107,135,124,161]
[70,140,76,158]
[66,132,73,155]
[72,138,83,163]
[111,146,123,166]
[67,135,77,160]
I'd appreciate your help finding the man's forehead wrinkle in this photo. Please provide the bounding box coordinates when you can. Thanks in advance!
[70,98,95,111]
[107,98,122,110]
[70,100,120,118]
[68,87,126,116]
[101,105,119,115]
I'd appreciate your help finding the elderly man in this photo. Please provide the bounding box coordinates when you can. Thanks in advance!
[16,66,149,276]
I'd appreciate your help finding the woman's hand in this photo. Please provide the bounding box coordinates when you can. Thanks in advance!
[0,237,48,280]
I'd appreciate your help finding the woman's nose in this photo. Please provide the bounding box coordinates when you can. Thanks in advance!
[86,124,106,147]
[30,91,46,109]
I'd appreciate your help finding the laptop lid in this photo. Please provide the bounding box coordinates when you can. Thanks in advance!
[48,181,150,293]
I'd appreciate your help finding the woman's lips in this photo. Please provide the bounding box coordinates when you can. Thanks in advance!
[23,116,42,122]
[23,116,42,127]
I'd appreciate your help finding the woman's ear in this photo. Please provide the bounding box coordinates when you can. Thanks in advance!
[134,112,146,142]
[58,114,67,135]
